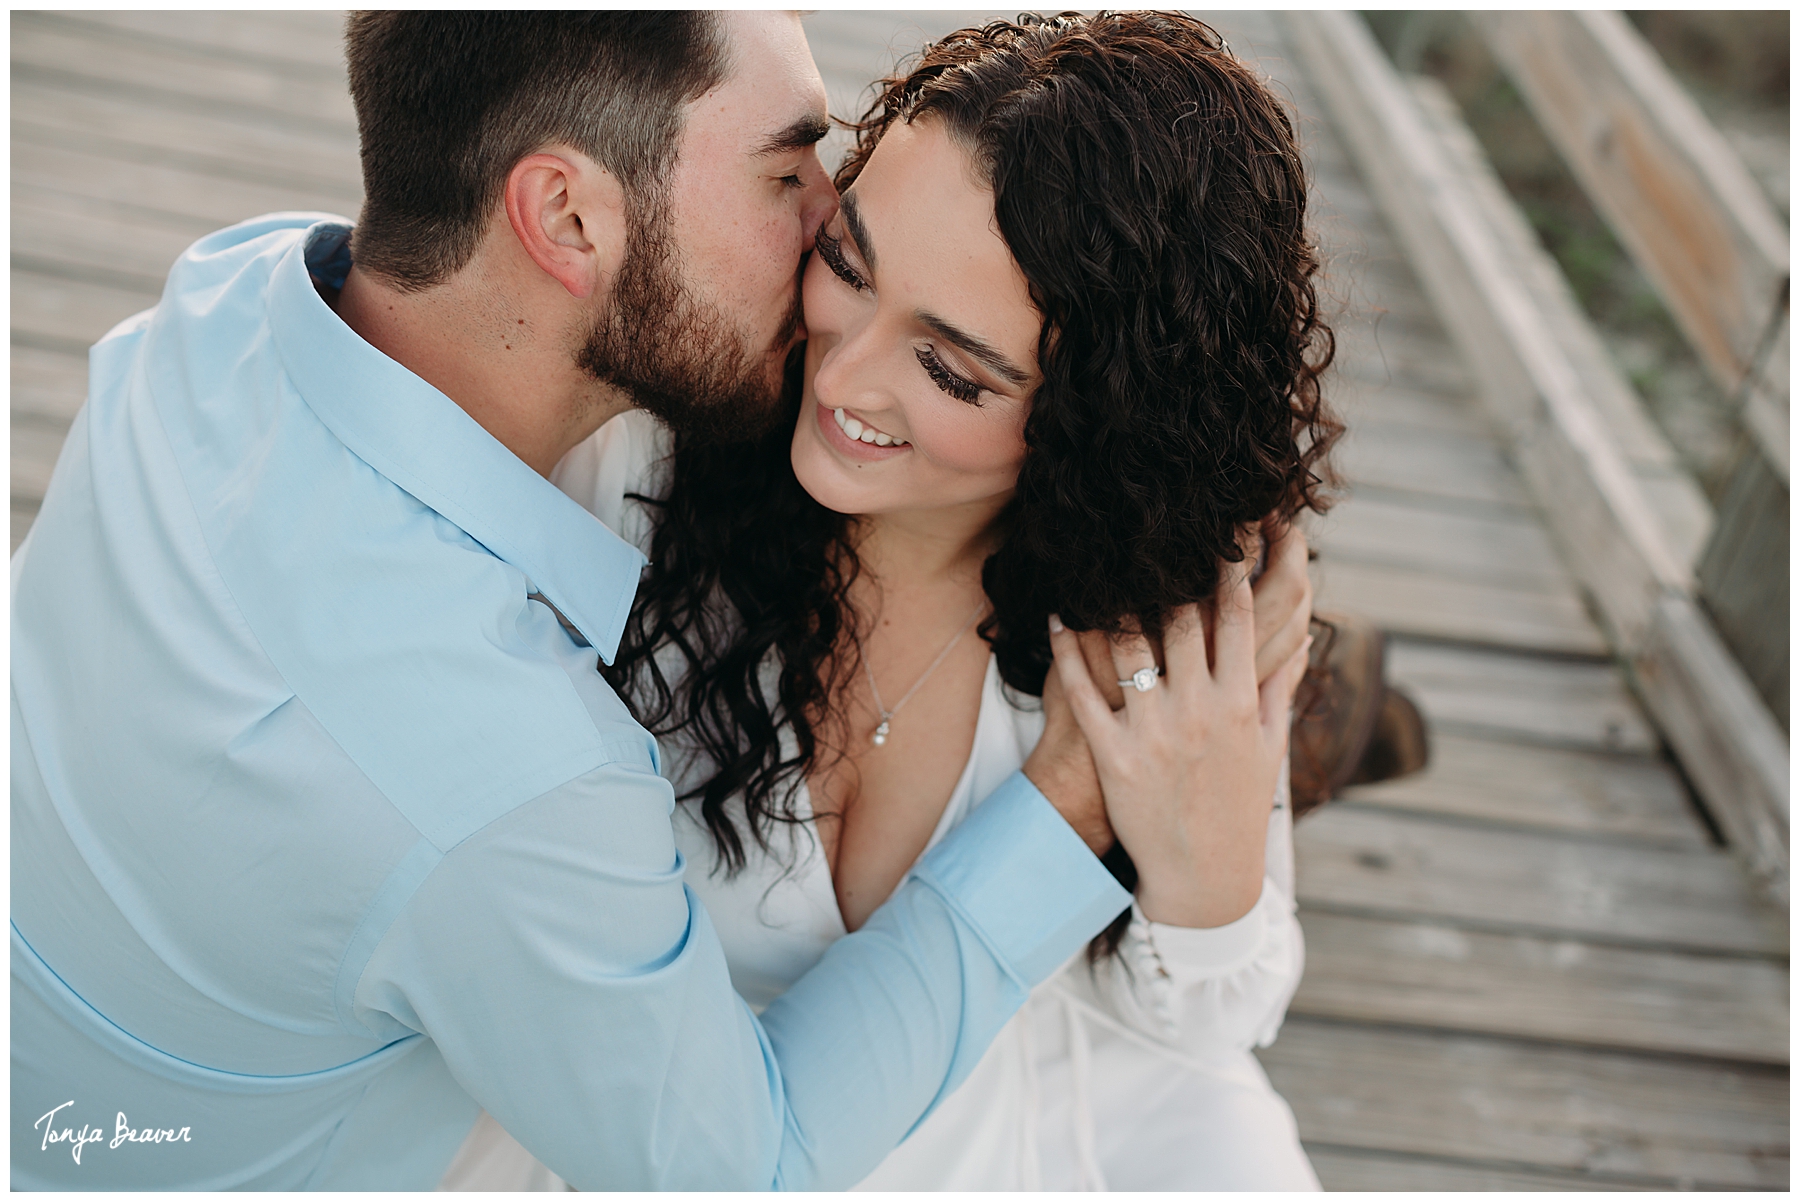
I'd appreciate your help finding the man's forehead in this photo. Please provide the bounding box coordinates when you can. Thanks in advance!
[701,11,827,143]
[715,10,817,77]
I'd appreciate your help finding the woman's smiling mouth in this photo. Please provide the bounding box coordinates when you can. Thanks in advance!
[828,405,909,446]
[815,402,913,462]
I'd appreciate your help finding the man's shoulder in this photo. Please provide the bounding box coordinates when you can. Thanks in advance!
[84,214,347,403]
[84,210,653,850]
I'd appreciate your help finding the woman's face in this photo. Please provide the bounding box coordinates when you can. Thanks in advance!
[790,118,1042,522]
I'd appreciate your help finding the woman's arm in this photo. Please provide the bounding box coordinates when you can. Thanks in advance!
[1029,545,1313,1053]
[1049,773,1305,1055]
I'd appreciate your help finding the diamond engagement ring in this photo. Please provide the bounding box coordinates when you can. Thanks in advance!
[1119,666,1163,692]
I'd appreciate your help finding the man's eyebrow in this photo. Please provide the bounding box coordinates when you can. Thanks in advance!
[916,311,1031,386]
[839,191,876,274]
[754,112,830,156]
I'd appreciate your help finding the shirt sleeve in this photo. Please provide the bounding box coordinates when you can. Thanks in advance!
[1048,771,1306,1055]
[354,762,1130,1191]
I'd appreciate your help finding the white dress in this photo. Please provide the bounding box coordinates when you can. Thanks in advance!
[438,413,1320,1191]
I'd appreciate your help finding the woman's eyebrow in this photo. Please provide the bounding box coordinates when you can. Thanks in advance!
[916,310,1030,386]
[839,191,877,273]
[843,190,1028,387]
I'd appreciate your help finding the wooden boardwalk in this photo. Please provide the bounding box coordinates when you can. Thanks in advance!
[12,11,1788,1191]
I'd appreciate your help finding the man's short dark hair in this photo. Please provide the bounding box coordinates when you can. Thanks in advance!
[344,12,729,290]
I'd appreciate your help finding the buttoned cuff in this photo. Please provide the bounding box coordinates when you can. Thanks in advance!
[910,770,1132,986]
[1137,881,1272,982]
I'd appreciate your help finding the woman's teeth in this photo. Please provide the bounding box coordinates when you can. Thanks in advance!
[831,406,907,447]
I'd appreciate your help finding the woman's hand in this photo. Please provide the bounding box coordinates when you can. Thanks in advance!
[1048,570,1311,928]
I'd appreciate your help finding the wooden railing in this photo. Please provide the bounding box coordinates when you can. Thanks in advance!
[1475,11,1788,485]
[1476,11,1790,738]
[1279,11,1789,902]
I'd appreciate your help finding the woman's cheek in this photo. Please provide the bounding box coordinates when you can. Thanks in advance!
[800,254,846,339]
[907,402,1029,480]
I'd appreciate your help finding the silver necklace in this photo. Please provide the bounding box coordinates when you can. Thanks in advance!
[851,600,987,746]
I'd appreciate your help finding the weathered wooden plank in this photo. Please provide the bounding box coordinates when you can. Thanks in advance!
[1328,380,1492,440]
[11,16,357,131]
[11,346,89,429]
[1279,11,1789,899]
[1338,731,1702,845]
[1336,297,1469,353]
[13,81,361,196]
[13,499,41,555]
[1280,12,1683,622]
[1308,494,1575,592]
[1475,11,1789,483]
[12,119,362,212]
[1695,449,1789,730]
[1334,422,1532,509]
[11,269,160,356]
[1453,10,1795,876]
[1737,314,1788,485]
[1292,910,1788,1063]
[1634,596,1792,901]
[67,8,350,62]
[1386,639,1656,754]
[1329,321,1477,396]
[1402,70,1703,641]
[1303,1146,1659,1191]
[1259,1018,1789,1189]
[15,144,356,240]
[1333,274,1453,332]
[1329,313,1470,371]
[13,186,209,288]
[1295,805,1786,955]
[1407,77,1716,571]
[1313,558,1606,657]
[13,417,69,507]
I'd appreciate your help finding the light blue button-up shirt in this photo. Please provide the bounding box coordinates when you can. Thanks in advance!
[10,215,1130,1190]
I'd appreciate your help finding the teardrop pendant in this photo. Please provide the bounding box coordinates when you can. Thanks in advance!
[872,717,891,747]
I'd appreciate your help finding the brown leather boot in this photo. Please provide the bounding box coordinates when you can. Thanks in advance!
[1289,612,1429,818]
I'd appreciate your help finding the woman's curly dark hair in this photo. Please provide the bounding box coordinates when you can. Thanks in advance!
[604,12,1341,953]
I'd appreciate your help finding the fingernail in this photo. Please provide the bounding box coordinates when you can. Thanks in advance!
[1048,613,1065,633]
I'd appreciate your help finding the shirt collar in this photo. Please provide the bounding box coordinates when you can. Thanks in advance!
[266,221,645,663]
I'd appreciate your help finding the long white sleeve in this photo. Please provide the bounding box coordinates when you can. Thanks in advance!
[1045,772,1304,1058]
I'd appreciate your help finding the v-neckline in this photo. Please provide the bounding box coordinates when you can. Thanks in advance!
[794,653,998,936]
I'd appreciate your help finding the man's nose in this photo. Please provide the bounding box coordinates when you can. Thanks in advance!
[798,155,839,244]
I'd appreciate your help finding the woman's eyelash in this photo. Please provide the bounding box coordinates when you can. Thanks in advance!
[814,228,980,403]
[914,345,983,404]
[813,228,869,292]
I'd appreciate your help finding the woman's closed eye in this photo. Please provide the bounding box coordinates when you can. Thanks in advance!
[915,345,983,404]
[815,223,983,403]
[814,227,869,293]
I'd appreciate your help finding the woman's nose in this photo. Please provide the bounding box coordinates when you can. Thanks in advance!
[811,316,889,413]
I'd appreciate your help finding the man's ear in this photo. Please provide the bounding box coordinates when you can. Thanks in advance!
[503,150,627,301]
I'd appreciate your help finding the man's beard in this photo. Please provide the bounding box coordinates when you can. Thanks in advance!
[577,205,802,445]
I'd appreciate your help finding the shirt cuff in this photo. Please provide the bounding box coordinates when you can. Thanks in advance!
[911,770,1133,986]
[1139,879,1272,980]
